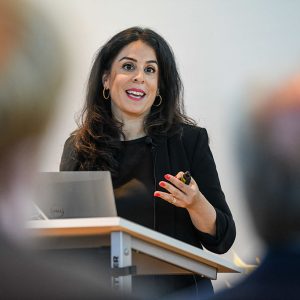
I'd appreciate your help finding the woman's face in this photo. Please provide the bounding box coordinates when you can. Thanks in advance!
[103,40,159,121]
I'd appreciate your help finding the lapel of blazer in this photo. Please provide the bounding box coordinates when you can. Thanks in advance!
[152,135,176,237]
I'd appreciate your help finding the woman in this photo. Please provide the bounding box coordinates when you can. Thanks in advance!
[60,27,236,299]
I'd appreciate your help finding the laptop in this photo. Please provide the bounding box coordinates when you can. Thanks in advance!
[31,171,117,220]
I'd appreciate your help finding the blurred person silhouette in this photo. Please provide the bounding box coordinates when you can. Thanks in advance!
[205,75,300,300]
[0,1,135,299]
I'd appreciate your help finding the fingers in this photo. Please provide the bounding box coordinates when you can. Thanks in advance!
[163,173,189,194]
[159,179,185,198]
[153,191,182,206]
[154,172,201,208]
[175,171,184,180]
[153,173,190,207]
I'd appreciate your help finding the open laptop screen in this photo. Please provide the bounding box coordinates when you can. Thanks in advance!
[31,171,117,220]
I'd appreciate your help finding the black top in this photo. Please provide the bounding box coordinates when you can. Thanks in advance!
[113,137,155,229]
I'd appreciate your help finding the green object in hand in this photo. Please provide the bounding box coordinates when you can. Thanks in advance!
[180,171,191,185]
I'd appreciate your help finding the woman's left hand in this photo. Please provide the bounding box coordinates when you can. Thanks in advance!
[154,171,217,236]
[154,171,203,209]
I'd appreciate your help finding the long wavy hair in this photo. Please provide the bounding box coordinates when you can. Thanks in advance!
[72,27,196,175]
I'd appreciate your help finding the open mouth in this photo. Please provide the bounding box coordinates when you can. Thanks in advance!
[126,89,146,101]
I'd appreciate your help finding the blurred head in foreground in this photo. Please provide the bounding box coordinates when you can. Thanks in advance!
[0,0,64,238]
[238,75,300,246]
[0,3,137,299]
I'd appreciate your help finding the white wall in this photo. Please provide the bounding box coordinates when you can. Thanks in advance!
[31,0,300,290]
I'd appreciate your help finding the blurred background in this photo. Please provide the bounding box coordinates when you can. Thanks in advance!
[29,0,300,291]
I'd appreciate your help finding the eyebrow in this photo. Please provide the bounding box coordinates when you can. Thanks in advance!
[119,56,158,65]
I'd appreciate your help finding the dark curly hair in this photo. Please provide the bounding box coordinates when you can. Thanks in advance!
[72,26,196,176]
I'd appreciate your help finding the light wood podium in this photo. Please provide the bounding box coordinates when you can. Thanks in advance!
[27,217,241,293]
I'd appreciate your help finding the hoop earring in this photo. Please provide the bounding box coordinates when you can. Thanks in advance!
[103,87,110,100]
[153,94,162,107]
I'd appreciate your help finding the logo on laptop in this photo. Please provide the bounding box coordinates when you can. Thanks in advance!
[50,206,64,218]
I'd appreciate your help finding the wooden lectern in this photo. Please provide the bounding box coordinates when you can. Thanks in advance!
[27,217,241,293]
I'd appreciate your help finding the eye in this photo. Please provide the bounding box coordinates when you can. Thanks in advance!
[145,66,156,73]
[122,63,135,71]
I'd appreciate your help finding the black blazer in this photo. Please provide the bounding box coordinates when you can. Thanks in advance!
[60,124,236,254]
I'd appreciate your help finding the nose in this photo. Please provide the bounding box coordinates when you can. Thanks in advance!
[132,68,145,83]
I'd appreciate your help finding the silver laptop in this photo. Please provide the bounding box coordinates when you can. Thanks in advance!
[31,171,117,220]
